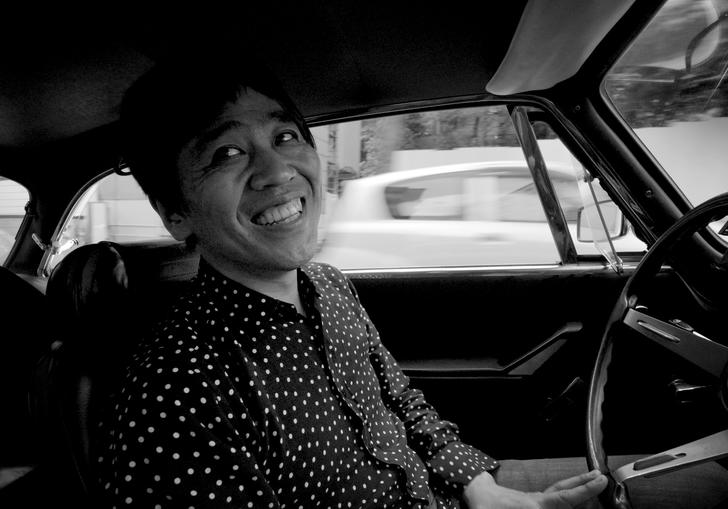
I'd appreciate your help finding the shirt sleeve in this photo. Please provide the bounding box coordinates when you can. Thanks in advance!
[96,325,280,509]
[345,278,500,494]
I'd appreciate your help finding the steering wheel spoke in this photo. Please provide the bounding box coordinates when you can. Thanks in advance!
[623,308,728,378]
[612,429,728,483]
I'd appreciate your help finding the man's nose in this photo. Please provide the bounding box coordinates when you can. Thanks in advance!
[249,149,296,190]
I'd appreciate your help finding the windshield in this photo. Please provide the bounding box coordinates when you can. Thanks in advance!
[605,0,728,209]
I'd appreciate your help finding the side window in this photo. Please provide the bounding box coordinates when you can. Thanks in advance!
[312,105,562,270]
[313,104,646,270]
[0,177,30,264]
[495,176,549,222]
[46,171,172,271]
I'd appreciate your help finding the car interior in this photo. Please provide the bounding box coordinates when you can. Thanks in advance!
[1,1,727,508]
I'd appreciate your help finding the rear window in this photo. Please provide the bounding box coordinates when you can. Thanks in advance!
[46,171,172,271]
[0,177,29,264]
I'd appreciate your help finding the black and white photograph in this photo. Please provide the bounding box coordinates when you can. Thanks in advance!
[1,1,728,507]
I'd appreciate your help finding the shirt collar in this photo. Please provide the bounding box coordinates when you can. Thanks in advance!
[194,257,320,319]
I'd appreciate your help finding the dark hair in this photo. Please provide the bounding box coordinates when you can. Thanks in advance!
[119,48,315,213]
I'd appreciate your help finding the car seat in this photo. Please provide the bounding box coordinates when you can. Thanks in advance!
[29,240,198,506]
[0,266,51,506]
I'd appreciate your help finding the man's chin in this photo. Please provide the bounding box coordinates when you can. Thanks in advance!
[263,243,318,272]
[285,249,317,270]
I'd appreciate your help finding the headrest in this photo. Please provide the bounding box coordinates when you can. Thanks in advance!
[47,242,129,332]
[45,240,198,376]
[45,242,134,378]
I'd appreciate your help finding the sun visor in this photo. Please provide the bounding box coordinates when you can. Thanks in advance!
[486,0,634,95]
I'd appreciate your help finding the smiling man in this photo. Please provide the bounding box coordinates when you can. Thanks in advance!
[157,90,321,314]
[95,49,612,508]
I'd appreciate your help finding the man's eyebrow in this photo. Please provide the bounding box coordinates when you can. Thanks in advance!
[192,119,244,158]
[269,109,296,124]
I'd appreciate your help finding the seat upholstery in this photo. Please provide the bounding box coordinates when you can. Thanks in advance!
[0,267,50,471]
[29,240,198,504]
[0,267,55,509]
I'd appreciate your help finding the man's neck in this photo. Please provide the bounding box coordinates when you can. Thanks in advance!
[205,258,305,315]
[241,271,305,316]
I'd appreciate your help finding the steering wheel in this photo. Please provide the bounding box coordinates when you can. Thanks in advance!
[586,192,728,509]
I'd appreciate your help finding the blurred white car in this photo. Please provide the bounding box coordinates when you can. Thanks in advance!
[314,161,646,269]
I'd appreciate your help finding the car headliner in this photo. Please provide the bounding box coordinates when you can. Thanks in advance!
[0,1,656,153]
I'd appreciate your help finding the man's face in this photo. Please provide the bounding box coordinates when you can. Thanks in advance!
[171,89,321,278]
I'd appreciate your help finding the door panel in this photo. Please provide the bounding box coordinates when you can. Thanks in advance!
[348,264,690,460]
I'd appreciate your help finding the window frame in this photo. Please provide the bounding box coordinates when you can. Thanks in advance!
[510,105,579,264]
[523,102,653,264]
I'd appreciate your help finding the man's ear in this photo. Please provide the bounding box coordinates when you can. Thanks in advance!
[150,198,193,242]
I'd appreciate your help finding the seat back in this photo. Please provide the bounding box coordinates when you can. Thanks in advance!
[29,240,198,504]
[0,267,54,509]
[0,267,50,467]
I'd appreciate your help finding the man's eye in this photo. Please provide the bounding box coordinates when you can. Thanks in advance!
[210,146,244,165]
[277,131,300,144]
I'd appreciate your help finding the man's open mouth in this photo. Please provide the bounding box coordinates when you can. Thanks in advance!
[252,197,304,226]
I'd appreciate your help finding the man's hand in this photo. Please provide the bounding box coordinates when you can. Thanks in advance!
[463,469,608,508]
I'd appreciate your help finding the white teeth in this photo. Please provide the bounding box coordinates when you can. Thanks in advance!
[253,198,303,226]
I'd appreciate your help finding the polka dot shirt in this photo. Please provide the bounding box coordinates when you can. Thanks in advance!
[96,260,498,508]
